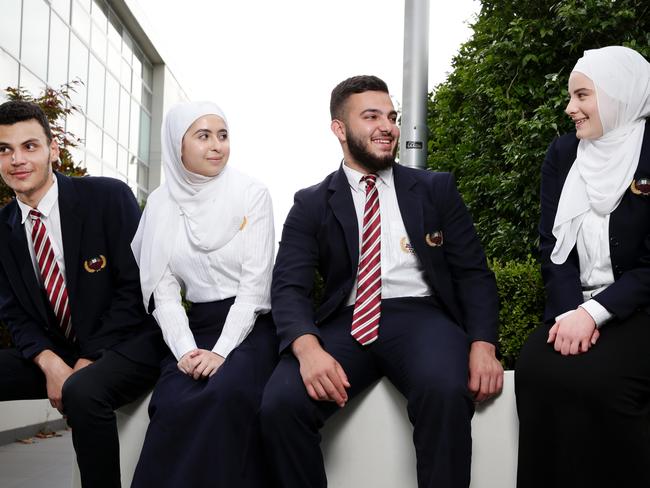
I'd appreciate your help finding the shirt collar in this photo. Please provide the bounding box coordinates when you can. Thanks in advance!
[342,161,393,193]
[18,175,59,224]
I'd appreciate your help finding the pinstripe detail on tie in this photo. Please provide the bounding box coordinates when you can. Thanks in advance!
[29,210,74,341]
[351,174,381,345]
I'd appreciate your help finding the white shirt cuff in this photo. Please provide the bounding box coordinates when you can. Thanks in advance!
[212,302,258,358]
[579,299,613,329]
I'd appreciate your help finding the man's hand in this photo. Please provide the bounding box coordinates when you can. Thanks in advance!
[468,341,503,403]
[547,307,597,355]
[34,350,74,413]
[178,349,225,379]
[292,334,350,407]
[73,358,94,372]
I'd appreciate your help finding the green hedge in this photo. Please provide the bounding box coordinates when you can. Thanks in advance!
[492,256,544,369]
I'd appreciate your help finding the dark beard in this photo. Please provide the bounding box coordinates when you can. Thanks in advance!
[346,129,395,173]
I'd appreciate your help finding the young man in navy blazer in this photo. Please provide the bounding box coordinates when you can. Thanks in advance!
[0,101,164,488]
[260,76,503,487]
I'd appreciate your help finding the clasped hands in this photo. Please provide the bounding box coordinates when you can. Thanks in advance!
[177,349,225,379]
[547,306,599,355]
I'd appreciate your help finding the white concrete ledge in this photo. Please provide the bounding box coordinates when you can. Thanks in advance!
[73,371,518,488]
[0,399,64,445]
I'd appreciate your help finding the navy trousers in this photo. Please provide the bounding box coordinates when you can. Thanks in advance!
[260,296,473,488]
[0,348,159,488]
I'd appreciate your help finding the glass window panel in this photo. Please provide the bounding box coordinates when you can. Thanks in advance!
[0,50,20,95]
[107,44,120,78]
[143,62,153,89]
[104,73,119,138]
[65,111,86,144]
[21,0,50,81]
[19,67,45,97]
[0,0,21,58]
[71,1,91,42]
[137,160,149,189]
[48,14,70,88]
[107,11,121,48]
[118,88,130,145]
[129,100,140,154]
[76,0,91,13]
[142,87,152,111]
[128,152,138,179]
[117,145,128,178]
[85,120,102,158]
[138,109,151,162]
[131,74,142,104]
[103,163,116,179]
[128,179,138,197]
[68,33,88,111]
[91,0,107,31]
[86,54,105,124]
[85,152,102,176]
[69,146,85,170]
[120,58,131,89]
[122,32,133,64]
[52,0,71,23]
[91,22,107,58]
[102,134,117,168]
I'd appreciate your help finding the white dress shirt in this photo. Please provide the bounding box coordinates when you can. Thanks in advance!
[556,209,614,327]
[152,183,274,360]
[342,163,432,307]
[17,176,67,286]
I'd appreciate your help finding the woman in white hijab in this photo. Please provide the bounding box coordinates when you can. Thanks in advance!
[516,46,650,488]
[130,101,277,487]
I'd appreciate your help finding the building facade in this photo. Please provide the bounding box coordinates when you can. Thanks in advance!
[0,0,184,200]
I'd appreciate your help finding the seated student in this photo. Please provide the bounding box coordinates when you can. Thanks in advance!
[130,101,278,488]
[0,100,164,488]
[516,46,650,488]
[260,75,503,488]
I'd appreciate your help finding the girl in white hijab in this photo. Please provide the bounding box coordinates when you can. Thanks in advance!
[516,46,650,488]
[130,101,277,487]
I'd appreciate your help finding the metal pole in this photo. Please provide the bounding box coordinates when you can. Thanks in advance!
[400,0,430,169]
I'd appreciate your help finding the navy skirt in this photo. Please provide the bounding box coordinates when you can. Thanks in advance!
[131,298,278,488]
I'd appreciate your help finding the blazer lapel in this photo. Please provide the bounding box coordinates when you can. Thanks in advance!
[5,203,50,324]
[393,164,430,270]
[56,173,83,302]
[328,167,359,270]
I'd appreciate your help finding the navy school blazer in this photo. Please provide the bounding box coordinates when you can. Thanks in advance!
[0,172,165,366]
[539,119,650,323]
[271,162,499,353]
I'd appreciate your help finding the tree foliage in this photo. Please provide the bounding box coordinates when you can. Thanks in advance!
[0,82,87,206]
[427,0,650,261]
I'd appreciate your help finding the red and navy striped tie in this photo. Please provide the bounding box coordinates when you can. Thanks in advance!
[351,174,381,345]
[29,210,74,341]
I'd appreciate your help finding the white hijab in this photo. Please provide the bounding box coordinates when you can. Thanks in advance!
[551,46,650,264]
[131,101,247,308]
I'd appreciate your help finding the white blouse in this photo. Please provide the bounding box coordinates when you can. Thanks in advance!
[152,181,274,360]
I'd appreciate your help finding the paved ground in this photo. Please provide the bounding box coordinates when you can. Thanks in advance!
[0,429,73,488]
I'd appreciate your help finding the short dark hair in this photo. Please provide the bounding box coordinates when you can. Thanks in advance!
[0,100,53,142]
[330,75,389,120]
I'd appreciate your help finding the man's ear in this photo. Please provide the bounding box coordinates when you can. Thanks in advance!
[331,119,346,143]
[49,138,60,164]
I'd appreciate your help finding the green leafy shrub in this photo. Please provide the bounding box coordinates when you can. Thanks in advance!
[0,82,86,348]
[491,256,544,369]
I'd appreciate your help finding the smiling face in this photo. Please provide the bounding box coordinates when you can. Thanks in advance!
[565,71,604,140]
[0,119,57,207]
[331,90,399,174]
[181,114,230,177]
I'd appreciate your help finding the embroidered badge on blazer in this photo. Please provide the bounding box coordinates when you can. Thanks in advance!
[425,231,444,247]
[400,237,416,255]
[239,216,248,231]
[83,255,107,273]
[630,178,650,196]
